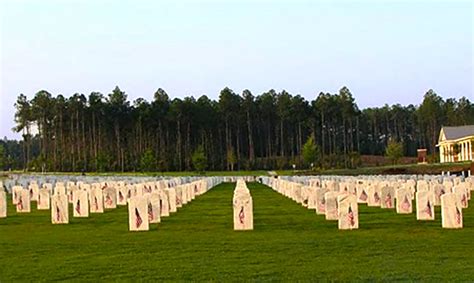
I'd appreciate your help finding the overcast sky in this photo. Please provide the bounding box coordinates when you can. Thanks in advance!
[1,0,472,139]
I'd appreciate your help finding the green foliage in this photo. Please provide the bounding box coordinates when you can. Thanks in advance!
[226,148,236,171]
[386,139,404,164]
[0,144,5,170]
[1,183,474,281]
[140,149,156,172]
[302,136,319,168]
[96,152,111,172]
[9,86,474,172]
[192,145,207,174]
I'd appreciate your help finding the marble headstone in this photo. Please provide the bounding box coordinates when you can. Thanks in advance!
[51,194,69,224]
[73,190,89,217]
[441,193,463,229]
[416,190,435,220]
[338,194,358,230]
[128,196,149,231]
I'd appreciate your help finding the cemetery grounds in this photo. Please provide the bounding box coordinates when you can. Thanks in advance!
[0,179,473,281]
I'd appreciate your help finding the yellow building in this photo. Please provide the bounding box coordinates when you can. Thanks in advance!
[437,125,474,163]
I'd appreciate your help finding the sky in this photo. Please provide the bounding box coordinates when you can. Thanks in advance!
[0,0,473,139]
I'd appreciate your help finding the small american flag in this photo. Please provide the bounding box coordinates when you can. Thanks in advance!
[17,196,23,211]
[319,198,326,212]
[56,205,61,222]
[385,193,392,208]
[455,207,462,225]
[424,201,432,217]
[105,194,112,206]
[401,195,411,211]
[135,207,143,228]
[461,194,467,207]
[239,206,245,224]
[148,203,153,221]
[359,190,368,201]
[75,199,81,215]
[119,191,124,202]
[347,205,355,227]
[94,196,99,211]
[38,194,41,206]
[374,192,380,203]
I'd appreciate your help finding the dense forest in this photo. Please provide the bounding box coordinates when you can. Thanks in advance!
[1,86,473,172]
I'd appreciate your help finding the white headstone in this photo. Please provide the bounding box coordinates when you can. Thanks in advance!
[16,189,31,213]
[441,193,463,229]
[149,193,161,223]
[381,186,395,209]
[307,187,317,209]
[28,184,39,202]
[416,190,435,220]
[315,187,328,215]
[434,184,447,206]
[453,186,468,208]
[103,187,117,209]
[159,190,170,217]
[51,194,69,224]
[324,191,339,220]
[338,194,358,230]
[233,193,253,230]
[357,186,369,204]
[128,196,149,231]
[396,188,413,214]
[12,186,22,204]
[54,185,66,196]
[37,189,50,210]
[73,190,89,217]
[117,186,128,206]
[168,188,177,213]
[233,181,253,230]
[89,187,104,213]
[367,184,381,207]
[175,186,183,208]
[0,191,6,218]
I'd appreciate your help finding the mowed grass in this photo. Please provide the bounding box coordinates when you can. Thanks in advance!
[1,183,473,281]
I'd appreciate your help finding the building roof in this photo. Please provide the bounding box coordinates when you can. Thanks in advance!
[440,125,474,141]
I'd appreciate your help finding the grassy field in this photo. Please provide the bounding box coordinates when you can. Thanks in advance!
[1,182,473,281]
[305,161,472,176]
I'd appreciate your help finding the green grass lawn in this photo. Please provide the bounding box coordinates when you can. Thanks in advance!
[1,182,473,281]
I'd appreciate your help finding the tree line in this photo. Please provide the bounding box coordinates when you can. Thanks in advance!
[3,86,473,172]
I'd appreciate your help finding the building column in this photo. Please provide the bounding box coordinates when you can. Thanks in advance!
[461,142,465,161]
[464,141,468,161]
[440,146,444,163]
[464,142,467,161]
[469,140,473,161]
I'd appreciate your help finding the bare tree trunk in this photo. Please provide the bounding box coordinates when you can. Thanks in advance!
[246,110,254,162]
[280,120,284,156]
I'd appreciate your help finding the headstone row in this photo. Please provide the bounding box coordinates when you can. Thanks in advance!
[0,177,224,231]
[262,174,473,229]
